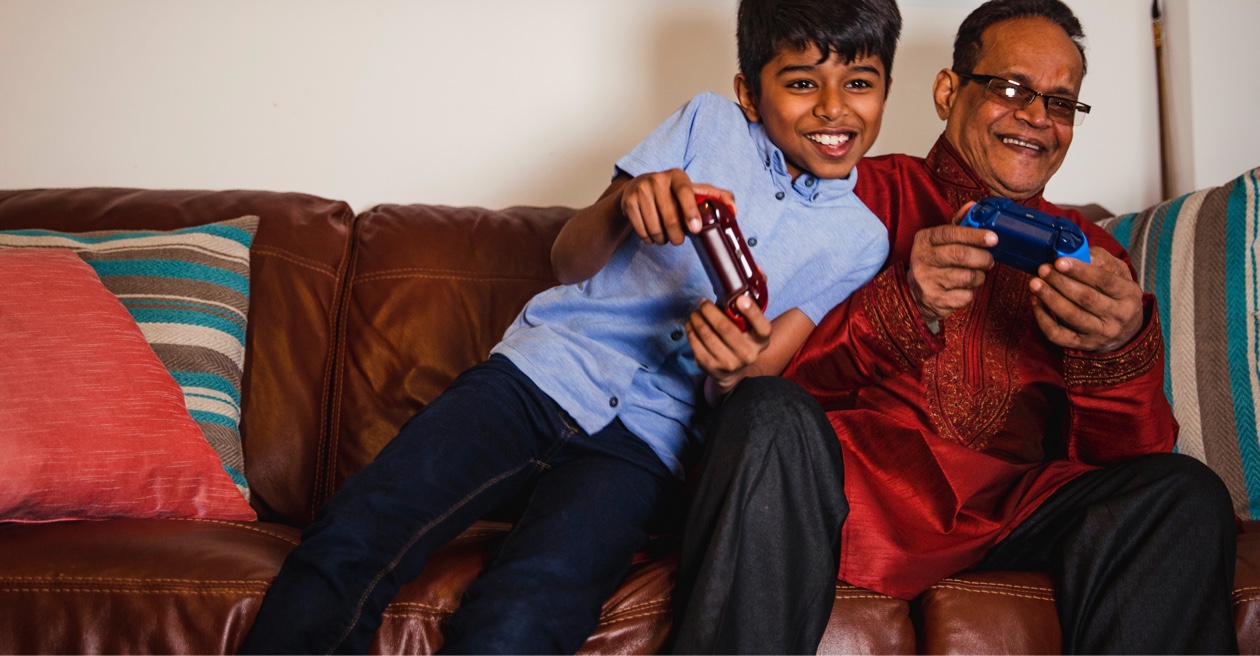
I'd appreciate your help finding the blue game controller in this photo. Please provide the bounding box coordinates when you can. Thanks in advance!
[959,197,1091,274]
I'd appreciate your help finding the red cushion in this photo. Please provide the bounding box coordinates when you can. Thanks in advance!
[0,249,256,522]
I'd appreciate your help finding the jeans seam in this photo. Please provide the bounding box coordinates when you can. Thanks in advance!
[328,458,537,653]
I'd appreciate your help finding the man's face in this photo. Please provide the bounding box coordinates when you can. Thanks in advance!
[935,17,1084,199]
[736,44,888,181]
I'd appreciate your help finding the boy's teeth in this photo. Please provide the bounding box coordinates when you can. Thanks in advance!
[809,133,850,146]
[1002,137,1043,151]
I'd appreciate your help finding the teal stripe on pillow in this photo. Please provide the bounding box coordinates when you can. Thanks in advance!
[1226,171,1260,516]
[0,216,259,504]
[2,221,256,248]
[91,259,250,295]
[172,371,242,404]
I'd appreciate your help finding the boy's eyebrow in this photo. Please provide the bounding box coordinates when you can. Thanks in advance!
[774,62,885,78]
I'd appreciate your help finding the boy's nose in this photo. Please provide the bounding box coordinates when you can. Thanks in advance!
[813,88,846,122]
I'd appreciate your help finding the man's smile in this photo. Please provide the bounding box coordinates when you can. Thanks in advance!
[999,134,1046,153]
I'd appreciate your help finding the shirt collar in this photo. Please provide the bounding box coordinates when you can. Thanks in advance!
[749,121,857,206]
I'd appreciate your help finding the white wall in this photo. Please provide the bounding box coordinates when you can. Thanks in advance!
[0,0,1254,215]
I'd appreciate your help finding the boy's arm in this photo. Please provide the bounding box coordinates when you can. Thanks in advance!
[688,300,815,405]
[551,169,737,284]
[551,174,635,285]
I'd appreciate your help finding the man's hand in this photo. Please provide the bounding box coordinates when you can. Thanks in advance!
[1029,247,1144,353]
[620,169,736,245]
[686,296,772,402]
[907,203,997,323]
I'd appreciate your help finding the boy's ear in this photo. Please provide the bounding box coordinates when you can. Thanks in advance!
[734,74,761,123]
[932,69,958,121]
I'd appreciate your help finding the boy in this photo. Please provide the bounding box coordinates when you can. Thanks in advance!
[241,0,900,652]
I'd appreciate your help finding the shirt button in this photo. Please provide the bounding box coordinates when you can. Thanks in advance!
[747,237,758,247]
[805,178,815,187]
[764,156,771,167]
[671,329,684,341]
[775,191,785,200]
[609,397,619,408]
[812,193,819,201]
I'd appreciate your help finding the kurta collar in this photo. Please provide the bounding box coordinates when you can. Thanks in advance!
[923,135,1048,212]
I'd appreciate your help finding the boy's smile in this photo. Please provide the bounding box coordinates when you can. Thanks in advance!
[736,45,888,181]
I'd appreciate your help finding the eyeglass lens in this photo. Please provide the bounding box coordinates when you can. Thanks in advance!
[989,81,1083,125]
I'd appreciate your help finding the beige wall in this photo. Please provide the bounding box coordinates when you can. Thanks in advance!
[0,0,1254,214]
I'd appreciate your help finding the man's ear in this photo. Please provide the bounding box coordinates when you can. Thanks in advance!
[932,68,958,120]
[734,74,761,123]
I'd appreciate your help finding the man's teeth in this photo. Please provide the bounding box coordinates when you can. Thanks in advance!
[809,133,851,146]
[1002,137,1043,151]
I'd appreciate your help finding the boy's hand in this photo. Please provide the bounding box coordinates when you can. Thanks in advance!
[621,169,736,245]
[686,295,772,398]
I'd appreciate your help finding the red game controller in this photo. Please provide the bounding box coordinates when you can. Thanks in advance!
[689,195,768,331]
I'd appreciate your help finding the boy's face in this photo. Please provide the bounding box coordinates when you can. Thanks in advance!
[736,44,888,181]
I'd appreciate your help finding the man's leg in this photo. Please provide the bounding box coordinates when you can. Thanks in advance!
[976,453,1237,654]
[440,419,675,654]
[240,356,574,654]
[671,377,847,655]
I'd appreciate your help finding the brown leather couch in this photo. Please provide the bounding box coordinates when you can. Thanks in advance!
[0,187,1256,654]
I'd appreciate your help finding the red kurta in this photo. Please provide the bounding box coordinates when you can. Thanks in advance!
[784,136,1176,600]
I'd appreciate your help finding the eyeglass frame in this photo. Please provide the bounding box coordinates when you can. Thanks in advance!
[952,71,1091,126]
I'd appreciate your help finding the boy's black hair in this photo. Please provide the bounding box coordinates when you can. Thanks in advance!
[737,0,902,99]
[953,0,1087,76]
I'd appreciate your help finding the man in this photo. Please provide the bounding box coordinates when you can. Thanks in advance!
[670,1,1238,654]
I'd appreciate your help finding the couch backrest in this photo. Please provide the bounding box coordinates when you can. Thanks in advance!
[322,203,571,502]
[0,188,355,525]
[1100,167,1260,519]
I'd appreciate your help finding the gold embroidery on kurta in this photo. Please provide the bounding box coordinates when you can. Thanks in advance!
[922,269,1030,449]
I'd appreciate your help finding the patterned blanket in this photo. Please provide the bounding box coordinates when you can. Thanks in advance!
[1099,168,1260,518]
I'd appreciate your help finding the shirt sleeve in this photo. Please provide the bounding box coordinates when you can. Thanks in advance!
[774,215,889,325]
[614,93,726,180]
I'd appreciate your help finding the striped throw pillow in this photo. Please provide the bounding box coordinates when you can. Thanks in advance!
[1099,168,1260,519]
[0,216,259,504]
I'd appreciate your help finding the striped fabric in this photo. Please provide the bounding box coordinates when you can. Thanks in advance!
[0,217,258,503]
[1098,168,1260,518]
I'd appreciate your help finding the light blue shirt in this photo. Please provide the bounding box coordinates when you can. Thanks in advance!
[493,92,888,476]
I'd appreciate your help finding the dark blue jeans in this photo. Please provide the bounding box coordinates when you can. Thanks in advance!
[240,355,675,655]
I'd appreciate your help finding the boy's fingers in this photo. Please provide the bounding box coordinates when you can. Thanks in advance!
[736,295,771,339]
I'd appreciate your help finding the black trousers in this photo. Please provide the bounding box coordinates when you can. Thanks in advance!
[671,377,1238,655]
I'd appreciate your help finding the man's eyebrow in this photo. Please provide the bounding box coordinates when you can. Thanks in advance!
[1002,71,1076,97]
[850,63,883,77]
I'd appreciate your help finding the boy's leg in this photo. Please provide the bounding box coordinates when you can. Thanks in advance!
[440,419,675,655]
[240,355,577,655]
[976,452,1237,655]
[671,377,847,655]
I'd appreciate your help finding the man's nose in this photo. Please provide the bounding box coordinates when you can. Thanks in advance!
[1015,95,1053,128]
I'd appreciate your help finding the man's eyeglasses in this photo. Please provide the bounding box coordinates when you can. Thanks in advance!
[953,71,1091,126]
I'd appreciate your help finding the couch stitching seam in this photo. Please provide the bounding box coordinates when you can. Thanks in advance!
[930,584,1054,601]
[935,578,1054,593]
[354,271,553,284]
[169,518,299,545]
[250,246,336,278]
